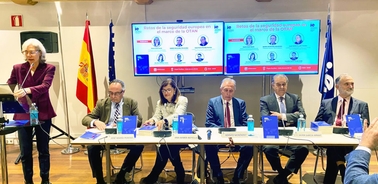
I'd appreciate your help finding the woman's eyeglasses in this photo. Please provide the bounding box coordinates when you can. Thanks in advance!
[22,50,40,55]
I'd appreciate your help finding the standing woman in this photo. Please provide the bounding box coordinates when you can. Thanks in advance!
[143,78,188,184]
[7,38,56,184]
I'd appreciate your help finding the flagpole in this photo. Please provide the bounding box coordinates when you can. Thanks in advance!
[56,13,80,154]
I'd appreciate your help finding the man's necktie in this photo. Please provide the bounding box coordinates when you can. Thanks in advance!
[225,101,231,128]
[113,103,120,126]
[336,99,346,126]
[279,97,286,113]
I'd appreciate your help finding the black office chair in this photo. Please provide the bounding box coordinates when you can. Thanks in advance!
[101,146,143,182]
[163,112,197,181]
[259,148,302,184]
[209,146,249,183]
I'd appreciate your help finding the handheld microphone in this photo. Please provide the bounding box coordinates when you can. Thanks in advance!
[192,129,202,140]
[19,63,34,89]
[207,129,212,140]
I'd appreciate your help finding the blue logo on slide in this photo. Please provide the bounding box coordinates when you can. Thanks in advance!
[135,27,139,31]
[227,26,231,29]
[214,25,218,29]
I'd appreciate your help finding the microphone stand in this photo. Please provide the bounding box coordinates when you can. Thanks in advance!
[56,13,79,154]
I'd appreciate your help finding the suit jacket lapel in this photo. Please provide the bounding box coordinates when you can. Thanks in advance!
[285,94,293,113]
[348,97,356,114]
[104,99,112,123]
[269,93,280,112]
[216,96,224,124]
[331,97,338,118]
[232,98,240,124]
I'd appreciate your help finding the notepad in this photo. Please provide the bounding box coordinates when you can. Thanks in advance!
[80,131,101,140]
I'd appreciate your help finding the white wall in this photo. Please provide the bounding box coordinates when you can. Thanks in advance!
[1,0,377,141]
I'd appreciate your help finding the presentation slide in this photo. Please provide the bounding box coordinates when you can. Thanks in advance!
[132,22,224,76]
[224,20,321,75]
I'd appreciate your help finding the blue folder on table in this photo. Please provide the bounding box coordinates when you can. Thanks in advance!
[178,115,192,134]
[262,116,279,138]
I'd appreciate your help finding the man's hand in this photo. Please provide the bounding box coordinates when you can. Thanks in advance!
[143,119,154,127]
[270,111,282,120]
[94,120,106,131]
[156,120,165,131]
[226,137,235,147]
[359,117,378,150]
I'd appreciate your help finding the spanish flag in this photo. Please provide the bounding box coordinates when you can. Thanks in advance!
[76,20,98,113]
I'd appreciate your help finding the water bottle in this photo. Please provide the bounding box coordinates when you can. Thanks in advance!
[29,103,39,125]
[247,115,254,136]
[116,116,123,134]
[297,114,306,131]
[172,115,178,134]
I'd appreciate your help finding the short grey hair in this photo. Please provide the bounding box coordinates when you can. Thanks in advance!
[335,73,351,85]
[220,77,236,90]
[22,38,47,63]
[109,79,125,91]
[271,74,289,84]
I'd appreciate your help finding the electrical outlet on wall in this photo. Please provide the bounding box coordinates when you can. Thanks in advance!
[6,139,14,144]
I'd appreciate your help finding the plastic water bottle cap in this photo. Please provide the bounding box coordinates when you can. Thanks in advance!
[299,114,304,118]
[249,115,253,118]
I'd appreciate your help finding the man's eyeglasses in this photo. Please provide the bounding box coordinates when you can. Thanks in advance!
[22,50,40,55]
[275,83,287,87]
[161,88,173,93]
[109,91,124,96]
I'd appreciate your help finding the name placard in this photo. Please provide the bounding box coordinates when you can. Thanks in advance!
[173,134,198,140]
[294,131,322,137]
[221,131,248,138]
[108,134,134,140]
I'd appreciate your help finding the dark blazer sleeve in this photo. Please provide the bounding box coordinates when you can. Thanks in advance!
[314,99,334,125]
[236,98,248,126]
[29,64,55,100]
[82,98,107,127]
[206,98,220,127]
[344,149,378,184]
[260,95,271,117]
[358,101,370,124]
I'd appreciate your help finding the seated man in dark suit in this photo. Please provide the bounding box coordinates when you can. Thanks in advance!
[205,78,253,184]
[176,36,183,47]
[290,52,298,60]
[199,36,208,46]
[82,79,144,184]
[315,74,369,184]
[196,53,204,62]
[344,118,378,184]
[260,74,309,184]
[269,35,277,45]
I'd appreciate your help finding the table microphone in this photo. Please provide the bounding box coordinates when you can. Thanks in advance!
[19,63,34,89]
[207,129,212,140]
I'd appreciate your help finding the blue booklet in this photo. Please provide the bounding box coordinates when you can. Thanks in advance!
[178,115,193,134]
[118,116,137,134]
[346,114,363,137]
[80,131,101,140]
[262,116,279,138]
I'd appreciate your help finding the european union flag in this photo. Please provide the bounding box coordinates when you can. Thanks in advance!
[318,14,334,100]
[108,20,116,82]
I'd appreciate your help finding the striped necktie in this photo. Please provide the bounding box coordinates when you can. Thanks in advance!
[113,103,120,125]
[279,97,286,113]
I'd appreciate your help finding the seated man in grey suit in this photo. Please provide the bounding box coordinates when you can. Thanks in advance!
[315,73,369,184]
[205,78,253,184]
[82,79,144,184]
[344,118,378,184]
[260,74,309,184]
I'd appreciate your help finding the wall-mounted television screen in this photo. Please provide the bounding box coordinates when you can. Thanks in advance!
[224,20,321,75]
[132,22,224,76]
